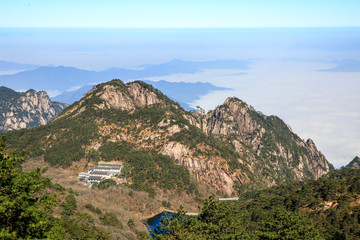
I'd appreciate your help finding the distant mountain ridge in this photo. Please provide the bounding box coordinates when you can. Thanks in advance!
[0,59,239,109]
[0,86,67,132]
[6,80,332,194]
[0,59,247,92]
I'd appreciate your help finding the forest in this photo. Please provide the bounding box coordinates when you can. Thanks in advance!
[152,168,360,240]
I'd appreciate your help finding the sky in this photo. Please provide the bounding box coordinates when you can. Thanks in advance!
[1,0,360,28]
[0,1,359,168]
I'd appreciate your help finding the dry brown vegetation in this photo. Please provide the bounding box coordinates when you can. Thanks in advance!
[22,156,217,239]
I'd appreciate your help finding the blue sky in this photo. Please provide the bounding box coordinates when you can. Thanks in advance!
[1,0,360,28]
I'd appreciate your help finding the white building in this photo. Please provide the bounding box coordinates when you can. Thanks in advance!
[218,197,239,202]
[87,176,104,184]
[79,162,123,184]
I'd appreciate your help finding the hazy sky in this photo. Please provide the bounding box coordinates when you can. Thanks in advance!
[1,0,360,28]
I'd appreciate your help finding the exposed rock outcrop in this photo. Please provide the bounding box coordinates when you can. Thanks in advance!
[191,97,332,187]
[0,86,67,131]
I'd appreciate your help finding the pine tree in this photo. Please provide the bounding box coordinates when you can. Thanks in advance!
[0,136,63,239]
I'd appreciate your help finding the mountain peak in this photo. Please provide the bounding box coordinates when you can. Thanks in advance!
[57,79,178,120]
[346,156,360,169]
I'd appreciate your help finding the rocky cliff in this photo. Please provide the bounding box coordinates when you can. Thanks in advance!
[191,97,331,188]
[5,80,333,194]
[0,86,67,131]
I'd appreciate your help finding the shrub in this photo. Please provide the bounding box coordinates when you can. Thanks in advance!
[99,212,123,228]
[97,179,117,190]
[85,203,102,215]
[61,194,77,217]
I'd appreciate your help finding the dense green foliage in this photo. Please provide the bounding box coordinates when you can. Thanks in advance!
[61,194,77,217]
[99,141,193,196]
[61,216,111,240]
[99,212,123,228]
[0,137,114,239]
[85,203,103,215]
[0,137,63,239]
[44,139,85,167]
[95,179,117,190]
[5,111,98,167]
[154,169,360,239]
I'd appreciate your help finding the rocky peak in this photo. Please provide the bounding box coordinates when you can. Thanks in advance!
[200,97,258,136]
[0,86,67,132]
[346,156,360,169]
[194,96,332,186]
[57,79,176,119]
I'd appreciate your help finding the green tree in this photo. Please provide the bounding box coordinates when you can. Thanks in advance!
[61,194,77,217]
[99,212,123,228]
[257,208,324,240]
[97,179,117,190]
[0,137,63,239]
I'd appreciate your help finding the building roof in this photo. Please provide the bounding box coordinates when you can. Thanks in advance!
[91,171,110,176]
[93,167,121,171]
[218,197,239,202]
[88,176,104,181]
[98,163,122,167]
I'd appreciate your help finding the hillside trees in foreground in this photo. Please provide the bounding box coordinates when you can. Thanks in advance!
[0,136,63,239]
[153,169,360,240]
[0,137,113,239]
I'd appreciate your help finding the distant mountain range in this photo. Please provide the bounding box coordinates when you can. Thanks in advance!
[0,59,245,108]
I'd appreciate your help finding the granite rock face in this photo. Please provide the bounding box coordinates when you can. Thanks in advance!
[0,86,67,132]
[195,97,332,187]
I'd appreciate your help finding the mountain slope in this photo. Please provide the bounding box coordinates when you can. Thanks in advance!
[0,66,99,92]
[0,59,244,95]
[5,80,332,194]
[0,86,68,132]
